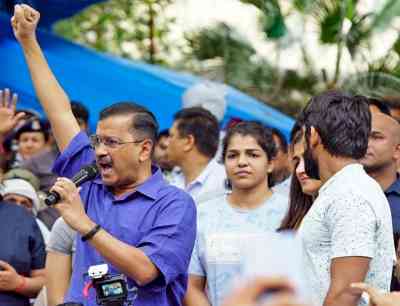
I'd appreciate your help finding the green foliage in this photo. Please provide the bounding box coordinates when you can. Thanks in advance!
[53,0,400,116]
[54,0,177,64]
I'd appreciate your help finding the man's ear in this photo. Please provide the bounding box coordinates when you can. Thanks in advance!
[183,134,195,152]
[139,139,154,162]
[393,143,400,162]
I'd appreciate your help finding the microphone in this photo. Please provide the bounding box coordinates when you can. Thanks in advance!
[45,163,99,206]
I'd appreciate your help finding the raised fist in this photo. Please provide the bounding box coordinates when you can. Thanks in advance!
[11,4,40,43]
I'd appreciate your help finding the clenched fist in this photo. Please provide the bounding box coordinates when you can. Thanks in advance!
[11,4,40,43]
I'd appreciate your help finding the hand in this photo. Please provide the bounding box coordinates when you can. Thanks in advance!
[51,178,93,233]
[221,277,308,306]
[0,88,25,136]
[0,261,22,292]
[11,4,40,43]
[351,283,400,306]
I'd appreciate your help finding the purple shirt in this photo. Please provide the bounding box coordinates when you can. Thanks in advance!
[53,132,197,306]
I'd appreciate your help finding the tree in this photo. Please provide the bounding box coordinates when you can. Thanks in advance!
[54,0,178,64]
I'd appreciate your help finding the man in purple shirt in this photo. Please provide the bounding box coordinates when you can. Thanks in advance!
[12,5,197,306]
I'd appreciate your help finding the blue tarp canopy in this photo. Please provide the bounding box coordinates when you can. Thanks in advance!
[0,2,294,138]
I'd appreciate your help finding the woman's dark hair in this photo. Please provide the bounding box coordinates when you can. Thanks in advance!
[278,121,314,231]
[222,121,277,162]
[222,121,277,189]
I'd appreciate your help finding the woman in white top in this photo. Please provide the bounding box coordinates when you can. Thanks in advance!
[184,121,289,306]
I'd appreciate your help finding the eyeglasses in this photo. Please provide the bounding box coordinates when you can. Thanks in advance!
[90,134,144,149]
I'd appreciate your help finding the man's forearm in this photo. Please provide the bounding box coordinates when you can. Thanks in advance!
[184,288,211,306]
[19,37,80,151]
[17,271,46,298]
[80,220,159,286]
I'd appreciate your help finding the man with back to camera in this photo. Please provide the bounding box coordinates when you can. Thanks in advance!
[12,4,196,306]
[297,91,395,306]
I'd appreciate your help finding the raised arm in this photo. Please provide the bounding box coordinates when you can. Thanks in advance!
[11,4,80,152]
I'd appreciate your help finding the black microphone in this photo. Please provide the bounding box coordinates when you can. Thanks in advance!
[45,163,99,206]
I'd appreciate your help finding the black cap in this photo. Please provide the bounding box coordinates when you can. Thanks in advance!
[15,119,49,141]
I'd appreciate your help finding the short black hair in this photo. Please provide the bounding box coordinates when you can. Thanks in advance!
[301,91,371,159]
[271,128,288,153]
[222,121,277,161]
[71,101,89,124]
[174,107,219,158]
[156,129,169,142]
[100,102,159,145]
[367,98,391,115]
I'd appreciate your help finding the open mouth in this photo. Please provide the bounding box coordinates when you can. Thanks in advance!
[97,159,114,175]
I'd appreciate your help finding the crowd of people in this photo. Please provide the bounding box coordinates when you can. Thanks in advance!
[2,3,400,306]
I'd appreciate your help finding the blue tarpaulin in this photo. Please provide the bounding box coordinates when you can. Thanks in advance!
[0,1,294,137]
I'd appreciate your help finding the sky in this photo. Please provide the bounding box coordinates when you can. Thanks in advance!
[166,0,400,78]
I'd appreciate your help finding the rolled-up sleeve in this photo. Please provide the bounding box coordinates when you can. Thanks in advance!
[52,132,95,178]
[188,234,205,277]
[138,191,197,286]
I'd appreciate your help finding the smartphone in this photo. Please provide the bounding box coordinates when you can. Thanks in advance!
[239,231,310,304]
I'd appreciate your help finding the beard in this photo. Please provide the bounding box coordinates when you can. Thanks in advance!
[362,158,392,174]
[304,145,320,180]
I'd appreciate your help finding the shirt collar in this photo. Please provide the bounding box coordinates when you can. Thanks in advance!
[319,163,363,194]
[93,165,165,201]
[385,175,400,195]
[189,158,220,187]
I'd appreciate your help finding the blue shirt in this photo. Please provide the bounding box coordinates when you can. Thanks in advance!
[53,132,197,306]
[0,202,46,306]
[385,176,400,243]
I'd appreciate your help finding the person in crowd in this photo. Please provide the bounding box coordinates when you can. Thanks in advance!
[153,129,174,173]
[184,121,289,306]
[167,107,227,204]
[45,217,76,306]
[278,122,322,231]
[13,118,49,167]
[360,111,400,291]
[3,178,50,243]
[0,81,46,306]
[13,5,197,306]
[0,200,46,306]
[297,91,395,306]
[270,128,291,187]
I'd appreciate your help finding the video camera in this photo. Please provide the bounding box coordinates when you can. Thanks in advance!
[88,264,129,306]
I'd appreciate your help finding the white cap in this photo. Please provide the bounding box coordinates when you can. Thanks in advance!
[182,81,228,122]
[3,179,40,215]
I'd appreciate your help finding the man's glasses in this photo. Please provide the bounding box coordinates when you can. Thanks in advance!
[90,134,144,149]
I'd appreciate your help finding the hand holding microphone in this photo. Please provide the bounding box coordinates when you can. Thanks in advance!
[47,164,99,232]
[45,164,98,206]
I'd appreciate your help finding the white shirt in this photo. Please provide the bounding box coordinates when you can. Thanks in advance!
[298,164,395,306]
[272,175,292,197]
[170,158,227,204]
[189,193,289,306]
